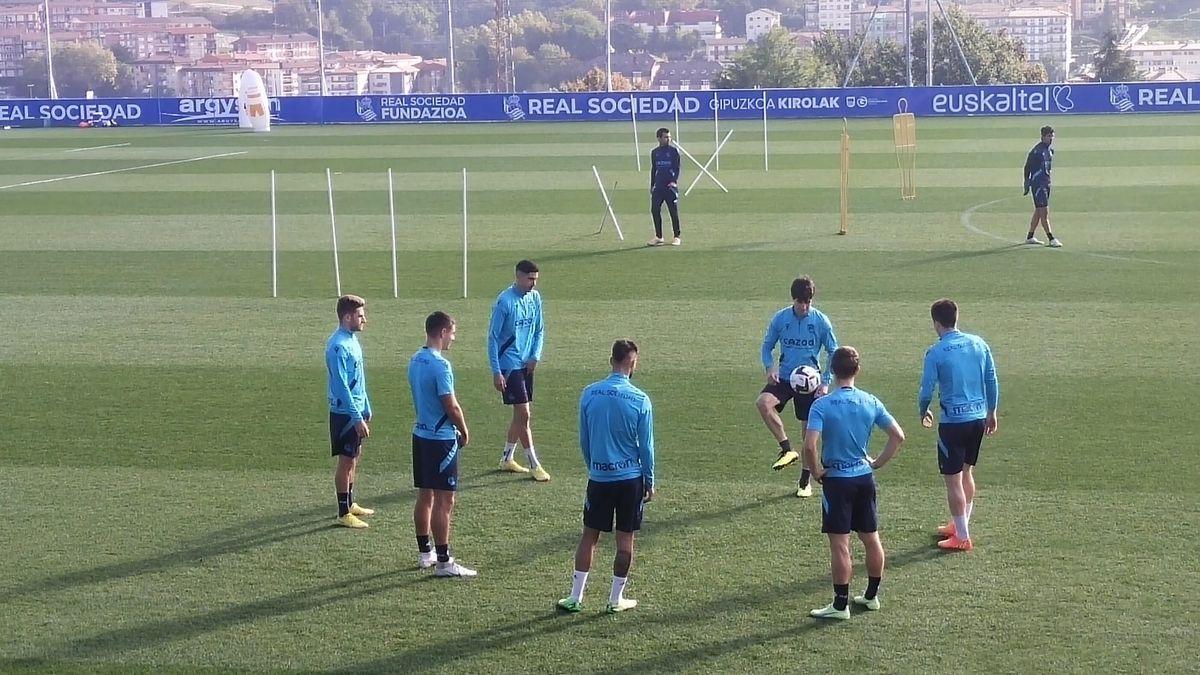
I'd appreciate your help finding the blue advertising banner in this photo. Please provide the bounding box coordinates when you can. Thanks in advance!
[1,82,1198,128]
[0,98,159,127]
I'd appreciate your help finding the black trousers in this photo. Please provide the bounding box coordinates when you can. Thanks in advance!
[651,188,681,238]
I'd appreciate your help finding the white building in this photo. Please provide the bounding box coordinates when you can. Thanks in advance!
[745,8,781,42]
[964,6,1072,80]
[1125,42,1200,79]
[703,36,747,62]
[818,0,853,33]
[626,9,723,40]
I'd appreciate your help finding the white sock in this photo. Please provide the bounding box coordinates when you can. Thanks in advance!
[966,501,974,523]
[570,570,588,603]
[501,442,516,462]
[525,446,541,468]
[609,575,628,606]
[953,515,970,540]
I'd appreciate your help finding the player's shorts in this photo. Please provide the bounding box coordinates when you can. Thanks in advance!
[760,379,816,421]
[583,477,645,533]
[329,412,364,458]
[1032,183,1051,208]
[412,434,459,491]
[501,367,534,405]
[820,474,878,535]
[937,420,986,475]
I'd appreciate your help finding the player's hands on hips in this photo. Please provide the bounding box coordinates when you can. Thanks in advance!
[921,410,934,428]
[493,373,506,392]
[355,420,370,439]
[984,412,998,436]
[525,359,537,374]
[815,383,829,399]
[766,366,780,384]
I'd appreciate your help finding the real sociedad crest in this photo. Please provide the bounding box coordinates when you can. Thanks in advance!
[1110,85,1135,112]
[503,95,525,121]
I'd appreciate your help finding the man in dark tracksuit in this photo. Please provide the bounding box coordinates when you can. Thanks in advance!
[648,127,682,247]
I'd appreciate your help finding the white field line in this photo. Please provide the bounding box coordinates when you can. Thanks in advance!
[65,142,132,152]
[961,197,1174,266]
[0,151,248,191]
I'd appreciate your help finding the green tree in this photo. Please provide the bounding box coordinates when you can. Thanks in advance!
[911,5,1046,84]
[1093,29,1141,82]
[20,43,119,97]
[516,43,581,91]
[714,27,828,88]
[557,66,638,91]
[811,33,906,86]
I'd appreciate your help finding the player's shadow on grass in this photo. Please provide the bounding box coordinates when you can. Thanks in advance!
[0,490,413,603]
[2,568,444,668]
[338,542,942,673]
[891,244,1026,269]
[534,245,649,264]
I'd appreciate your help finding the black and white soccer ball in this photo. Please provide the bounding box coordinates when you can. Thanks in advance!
[789,365,821,395]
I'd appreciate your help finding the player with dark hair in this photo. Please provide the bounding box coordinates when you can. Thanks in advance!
[557,339,655,614]
[326,294,374,529]
[804,346,905,620]
[648,127,682,247]
[757,276,839,497]
[1024,125,1061,247]
[409,311,476,577]
[488,259,550,482]
[919,299,999,552]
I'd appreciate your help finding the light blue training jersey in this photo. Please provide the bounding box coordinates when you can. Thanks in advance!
[487,285,545,375]
[578,373,655,486]
[918,329,999,423]
[326,327,371,422]
[408,346,458,441]
[807,386,896,479]
[761,306,839,386]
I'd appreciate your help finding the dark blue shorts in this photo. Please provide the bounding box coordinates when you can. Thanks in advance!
[329,412,363,458]
[502,367,534,405]
[412,434,459,491]
[761,379,816,421]
[1032,183,1051,208]
[937,420,985,475]
[821,474,878,534]
[584,478,645,533]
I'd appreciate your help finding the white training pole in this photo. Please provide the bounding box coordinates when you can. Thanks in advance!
[461,168,467,299]
[673,93,680,143]
[685,130,734,196]
[327,167,342,297]
[591,165,624,241]
[388,168,398,299]
[631,94,642,172]
[713,93,720,171]
[762,90,769,172]
[270,169,277,298]
[673,140,728,193]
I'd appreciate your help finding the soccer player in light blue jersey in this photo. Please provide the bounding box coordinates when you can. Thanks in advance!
[558,340,655,614]
[1023,125,1061,247]
[488,259,550,482]
[803,346,905,620]
[919,299,999,552]
[325,294,374,529]
[409,311,476,577]
[757,276,839,497]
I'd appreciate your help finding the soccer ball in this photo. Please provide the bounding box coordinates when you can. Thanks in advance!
[789,365,821,395]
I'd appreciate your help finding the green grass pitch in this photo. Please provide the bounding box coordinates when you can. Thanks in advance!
[0,114,1197,673]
